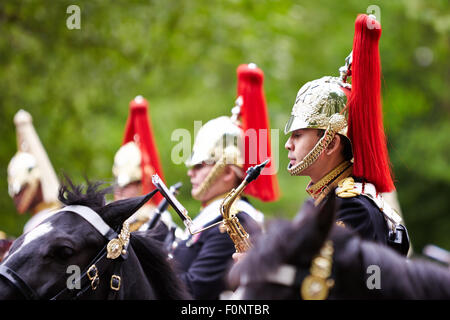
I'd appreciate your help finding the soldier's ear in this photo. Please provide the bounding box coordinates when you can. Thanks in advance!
[222,165,237,183]
[325,134,341,156]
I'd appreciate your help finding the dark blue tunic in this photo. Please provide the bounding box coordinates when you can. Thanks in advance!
[171,211,260,300]
[336,195,389,245]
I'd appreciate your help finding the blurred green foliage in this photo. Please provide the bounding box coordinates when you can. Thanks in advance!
[0,0,449,253]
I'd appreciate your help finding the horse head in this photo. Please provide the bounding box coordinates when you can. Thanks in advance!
[230,194,450,300]
[229,195,344,299]
[0,177,190,300]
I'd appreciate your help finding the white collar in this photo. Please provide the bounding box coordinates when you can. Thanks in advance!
[191,199,223,231]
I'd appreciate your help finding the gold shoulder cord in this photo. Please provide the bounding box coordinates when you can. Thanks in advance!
[301,240,335,300]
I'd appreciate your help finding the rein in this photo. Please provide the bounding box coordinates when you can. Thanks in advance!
[0,205,131,300]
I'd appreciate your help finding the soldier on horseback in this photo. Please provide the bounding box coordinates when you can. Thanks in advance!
[112,95,177,236]
[284,14,410,255]
[7,109,60,235]
[168,63,280,300]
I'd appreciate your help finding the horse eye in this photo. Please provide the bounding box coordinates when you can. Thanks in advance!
[54,246,75,260]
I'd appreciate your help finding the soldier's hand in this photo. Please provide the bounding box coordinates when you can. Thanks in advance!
[232,252,246,264]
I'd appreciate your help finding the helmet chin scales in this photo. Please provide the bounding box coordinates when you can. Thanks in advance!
[191,146,242,200]
[287,113,347,176]
[287,128,336,176]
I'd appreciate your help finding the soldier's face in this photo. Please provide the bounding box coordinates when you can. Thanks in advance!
[285,128,321,174]
[187,162,214,201]
[114,181,142,201]
[12,182,42,214]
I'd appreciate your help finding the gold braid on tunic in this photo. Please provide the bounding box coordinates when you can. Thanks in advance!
[306,160,353,206]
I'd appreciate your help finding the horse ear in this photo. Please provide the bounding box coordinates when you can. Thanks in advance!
[99,189,159,228]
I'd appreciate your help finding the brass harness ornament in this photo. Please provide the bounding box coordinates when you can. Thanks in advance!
[97,220,131,291]
[301,240,335,300]
[106,220,131,260]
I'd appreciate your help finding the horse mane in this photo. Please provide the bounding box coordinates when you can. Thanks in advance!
[130,230,192,300]
[58,175,113,213]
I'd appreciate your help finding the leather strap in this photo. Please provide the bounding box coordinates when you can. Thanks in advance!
[0,265,39,300]
[54,205,117,240]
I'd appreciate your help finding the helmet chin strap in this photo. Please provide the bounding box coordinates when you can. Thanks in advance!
[287,127,337,176]
[191,144,244,200]
[192,160,227,200]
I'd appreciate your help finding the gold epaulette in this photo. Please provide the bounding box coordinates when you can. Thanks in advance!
[335,177,361,198]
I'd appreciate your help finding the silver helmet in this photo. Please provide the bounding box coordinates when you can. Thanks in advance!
[285,53,352,176]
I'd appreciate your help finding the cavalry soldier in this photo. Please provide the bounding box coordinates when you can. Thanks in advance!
[170,63,280,300]
[284,14,410,256]
[7,109,61,234]
[0,231,13,262]
[112,95,176,235]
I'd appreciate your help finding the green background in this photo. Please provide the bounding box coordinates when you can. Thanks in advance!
[0,0,449,254]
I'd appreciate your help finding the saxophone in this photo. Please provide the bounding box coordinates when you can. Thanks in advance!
[220,159,269,253]
[151,160,269,253]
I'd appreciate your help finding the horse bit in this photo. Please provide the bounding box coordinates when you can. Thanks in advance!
[0,205,131,300]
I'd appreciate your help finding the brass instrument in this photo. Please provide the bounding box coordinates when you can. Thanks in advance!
[220,159,269,253]
[151,159,269,252]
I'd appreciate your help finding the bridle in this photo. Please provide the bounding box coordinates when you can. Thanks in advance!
[0,204,132,300]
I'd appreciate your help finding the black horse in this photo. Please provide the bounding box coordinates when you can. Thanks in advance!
[0,178,191,300]
[229,196,450,299]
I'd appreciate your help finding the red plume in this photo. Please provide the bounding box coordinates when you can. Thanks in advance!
[122,96,165,203]
[347,14,395,193]
[237,64,280,202]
